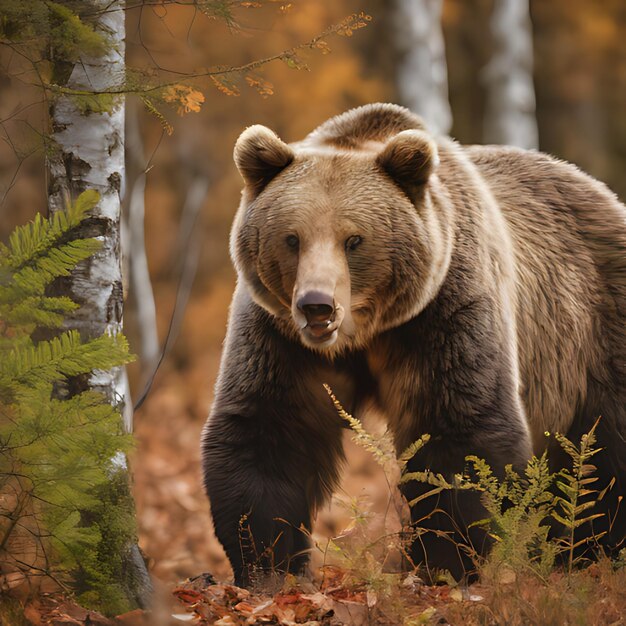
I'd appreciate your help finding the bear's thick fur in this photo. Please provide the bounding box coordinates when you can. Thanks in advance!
[202,103,626,586]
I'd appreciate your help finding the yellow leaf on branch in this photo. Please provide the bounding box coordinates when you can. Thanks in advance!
[162,84,205,115]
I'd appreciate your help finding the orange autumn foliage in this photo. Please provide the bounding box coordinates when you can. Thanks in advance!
[162,84,206,115]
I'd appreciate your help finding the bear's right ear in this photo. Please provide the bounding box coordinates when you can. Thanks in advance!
[234,125,295,195]
[376,129,439,198]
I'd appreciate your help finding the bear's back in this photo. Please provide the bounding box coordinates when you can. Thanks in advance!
[466,145,626,448]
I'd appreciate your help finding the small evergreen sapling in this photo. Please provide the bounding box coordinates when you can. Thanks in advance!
[0,191,135,613]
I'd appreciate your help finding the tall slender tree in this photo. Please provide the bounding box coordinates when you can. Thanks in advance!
[393,0,452,135]
[47,0,152,608]
[123,102,160,381]
[483,0,538,149]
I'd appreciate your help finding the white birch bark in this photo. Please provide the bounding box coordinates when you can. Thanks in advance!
[483,0,538,149]
[48,0,127,413]
[393,0,452,135]
[47,0,152,606]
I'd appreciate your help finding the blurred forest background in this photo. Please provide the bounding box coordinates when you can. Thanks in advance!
[1,0,625,594]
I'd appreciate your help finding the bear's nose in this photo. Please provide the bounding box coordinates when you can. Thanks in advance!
[297,291,335,325]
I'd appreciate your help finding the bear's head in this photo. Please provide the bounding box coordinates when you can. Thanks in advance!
[231,104,453,354]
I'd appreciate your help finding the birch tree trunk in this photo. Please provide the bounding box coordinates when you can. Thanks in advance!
[393,0,452,135]
[483,0,538,149]
[47,0,152,608]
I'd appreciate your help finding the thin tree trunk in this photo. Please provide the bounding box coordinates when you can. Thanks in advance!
[393,0,452,135]
[124,102,160,381]
[483,0,538,149]
[132,174,208,411]
[47,0,152,608]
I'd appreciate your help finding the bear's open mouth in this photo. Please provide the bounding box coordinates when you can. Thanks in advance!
[306,322,334,339]
[302,317,339,345]
[294,301,345,347]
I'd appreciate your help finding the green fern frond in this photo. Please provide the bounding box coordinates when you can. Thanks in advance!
[552,418,606,573]
[399,470,453,489]
[398,435,431,471]
[0,295,79,329]
[323,383,392,468]
[0,330,131,390]
[2,190,99,271]
[8,238,102,296]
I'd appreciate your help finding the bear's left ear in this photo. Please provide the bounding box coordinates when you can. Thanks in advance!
[376,130,439,197]
[234,125,295,195]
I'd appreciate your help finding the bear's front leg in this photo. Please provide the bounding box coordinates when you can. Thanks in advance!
[203,413,314,587]
[201,287,346,587]
[383,294,533,581]
[401,436,520,581]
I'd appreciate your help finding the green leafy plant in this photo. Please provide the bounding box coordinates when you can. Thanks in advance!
[552,419,609,573]
[0,190,134,613]
[325,385,611,585]
[456,454,558,579]
[458,425,610,580]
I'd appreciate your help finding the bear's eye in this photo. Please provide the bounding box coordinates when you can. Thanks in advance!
[285,234,299,250]
[345,235,363,251]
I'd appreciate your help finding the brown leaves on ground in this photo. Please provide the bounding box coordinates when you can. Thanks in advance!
[9,595,151,626]
[171,566,486,626]
[173,569,375,626]
[5,559,625,625]
[171,560,626,626]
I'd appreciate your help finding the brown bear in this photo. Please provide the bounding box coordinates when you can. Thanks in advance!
[201,103,626,586]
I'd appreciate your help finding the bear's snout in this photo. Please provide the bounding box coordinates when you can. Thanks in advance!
[297,291,335,325]
[292,289,346,347]
[296,290,338,344]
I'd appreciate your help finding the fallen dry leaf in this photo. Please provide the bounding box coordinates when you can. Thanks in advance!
[329,598,369,626]
[23,603,43,625]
